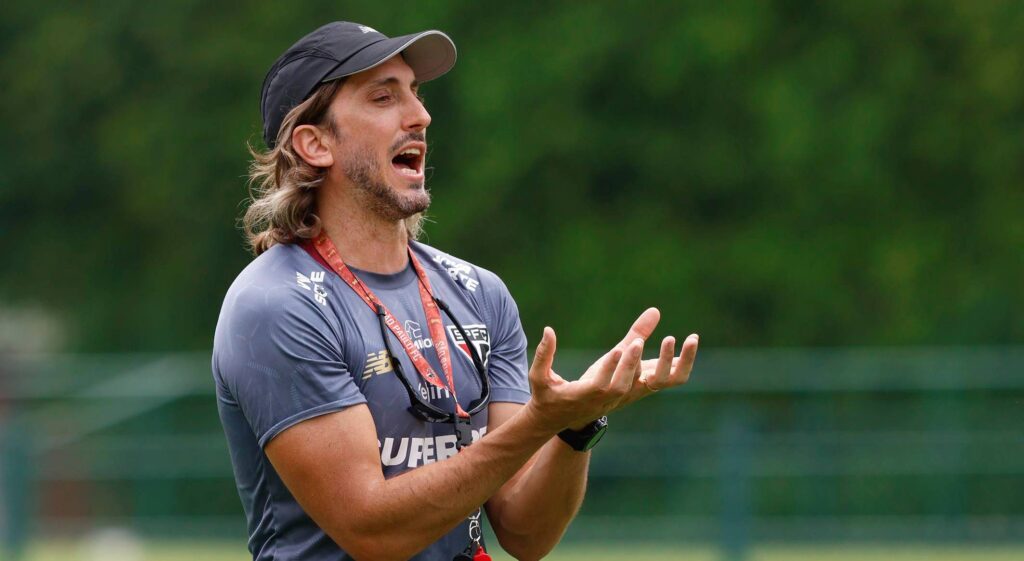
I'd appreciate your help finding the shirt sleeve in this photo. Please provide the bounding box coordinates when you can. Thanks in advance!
[213,283,367,448]
[477,270,531,404]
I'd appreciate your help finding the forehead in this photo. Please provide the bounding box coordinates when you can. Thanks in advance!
[344,55,417,89]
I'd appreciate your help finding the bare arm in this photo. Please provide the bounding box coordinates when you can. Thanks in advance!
[265,326,643,561]
[266,401,556,560]
[484,403,590,561]
[482,309,700,560]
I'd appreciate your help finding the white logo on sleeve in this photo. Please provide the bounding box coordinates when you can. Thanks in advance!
[296,270,328,306]
[432,254,480,292]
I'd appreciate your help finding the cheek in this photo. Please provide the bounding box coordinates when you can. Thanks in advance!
[331,129,379,160]
[328,108,402,163]
[332,139,384,176]
[340,123,393,156]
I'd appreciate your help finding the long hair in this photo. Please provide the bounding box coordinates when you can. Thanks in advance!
[243,79,424,256]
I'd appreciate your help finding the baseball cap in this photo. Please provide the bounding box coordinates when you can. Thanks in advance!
[260,21,457,147]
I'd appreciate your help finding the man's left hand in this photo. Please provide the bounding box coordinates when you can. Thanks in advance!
[574,308,699,421]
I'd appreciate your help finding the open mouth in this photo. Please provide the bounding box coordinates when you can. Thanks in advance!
[390,144,425,178]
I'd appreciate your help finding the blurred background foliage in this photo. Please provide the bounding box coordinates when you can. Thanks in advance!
[0,0,1021,352]
[3,2,1024,560]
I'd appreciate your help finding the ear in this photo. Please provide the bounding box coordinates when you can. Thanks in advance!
[292,124,335,168]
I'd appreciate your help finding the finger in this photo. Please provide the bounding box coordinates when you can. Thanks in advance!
[616,307,661,350]
[639,355,682,373]
[528,327,557,387]
[639,336,674,374]
[631,354,644,382]
[644,336,675,390]
[668,333,699,385]
[590,347,624,389]
[610,337,644,394]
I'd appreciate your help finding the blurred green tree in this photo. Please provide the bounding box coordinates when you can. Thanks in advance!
[0,0,1021,351]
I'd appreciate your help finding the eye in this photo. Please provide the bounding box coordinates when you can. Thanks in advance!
[373,93,394,104]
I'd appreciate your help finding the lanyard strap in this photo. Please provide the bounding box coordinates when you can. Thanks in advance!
[313,233,468,418]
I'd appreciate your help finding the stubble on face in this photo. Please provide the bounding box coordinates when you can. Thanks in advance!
[341,132,431,222]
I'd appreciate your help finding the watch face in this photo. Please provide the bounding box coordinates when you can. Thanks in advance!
[583,424,608,451]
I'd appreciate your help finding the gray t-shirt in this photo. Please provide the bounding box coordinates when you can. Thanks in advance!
[212,241,530,560]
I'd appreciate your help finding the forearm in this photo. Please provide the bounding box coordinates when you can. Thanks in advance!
[322,405,556,560]
[487,438,590,560]
[270,324,671,561]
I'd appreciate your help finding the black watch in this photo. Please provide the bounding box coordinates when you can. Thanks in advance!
[557,416,609,452]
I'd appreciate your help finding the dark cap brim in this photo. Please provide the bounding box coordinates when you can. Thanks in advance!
[320,30,457,84]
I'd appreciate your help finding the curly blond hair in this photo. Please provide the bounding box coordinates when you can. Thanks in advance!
[243,79,423,256]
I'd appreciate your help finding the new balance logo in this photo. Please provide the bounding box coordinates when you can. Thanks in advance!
[296,271,328,305]
[362,350,393,379]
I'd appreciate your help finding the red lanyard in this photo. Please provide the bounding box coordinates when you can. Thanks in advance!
[313,233,468,418]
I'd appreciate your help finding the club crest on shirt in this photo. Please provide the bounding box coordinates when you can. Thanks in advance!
[446,324,490,368]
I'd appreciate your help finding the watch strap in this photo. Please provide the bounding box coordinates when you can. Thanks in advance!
[557,416,609,452]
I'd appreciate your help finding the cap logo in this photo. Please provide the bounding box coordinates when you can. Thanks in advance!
[358,25,377,34]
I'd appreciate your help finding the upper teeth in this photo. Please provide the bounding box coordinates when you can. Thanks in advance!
[400,148,421,156]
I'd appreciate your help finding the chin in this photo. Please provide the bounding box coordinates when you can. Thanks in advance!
[402,189,431,215]
[377,184,431,221]
[349,160,431,221]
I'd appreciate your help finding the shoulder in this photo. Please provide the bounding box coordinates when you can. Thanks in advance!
[410,241,523,335]
[410,241,511,301]
[216,244,333,333]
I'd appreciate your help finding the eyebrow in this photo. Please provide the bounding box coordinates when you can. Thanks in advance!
[366,76,419,89]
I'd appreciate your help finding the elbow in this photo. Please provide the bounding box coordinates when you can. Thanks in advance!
[342,544,381,561]
[338,541,412,561]
[491,515,563,561]
[325,525,414,561]
[329,536,387,561]
[488,501,576,560]
[495,531,557,561]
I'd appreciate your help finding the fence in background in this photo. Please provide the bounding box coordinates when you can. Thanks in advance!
[3,346,1023,560]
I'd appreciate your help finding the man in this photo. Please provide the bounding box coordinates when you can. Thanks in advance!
[213,21,699,561]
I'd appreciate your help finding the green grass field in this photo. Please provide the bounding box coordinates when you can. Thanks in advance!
[19,541,1024,561]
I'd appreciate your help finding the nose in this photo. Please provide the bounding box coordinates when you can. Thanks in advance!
[404,95,431,131]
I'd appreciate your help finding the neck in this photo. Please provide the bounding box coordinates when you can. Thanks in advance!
[318,188,411,275]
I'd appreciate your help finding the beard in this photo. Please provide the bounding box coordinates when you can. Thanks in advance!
[341,139,431,222]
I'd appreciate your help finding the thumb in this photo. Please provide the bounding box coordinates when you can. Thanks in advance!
[529,326,557,387]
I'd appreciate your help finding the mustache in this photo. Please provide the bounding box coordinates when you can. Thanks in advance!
[389,132,426,153]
